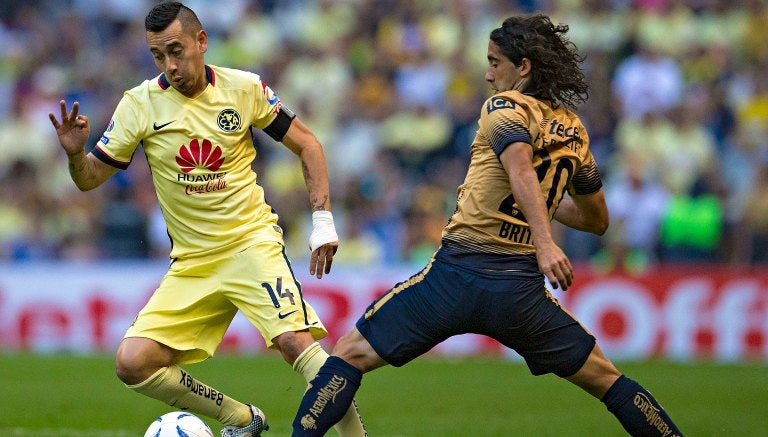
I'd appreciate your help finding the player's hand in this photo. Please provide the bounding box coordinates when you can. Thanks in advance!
[308,210,339,279]
[535,242,573,291]
[49,100,90,157]
[310,241,338,279]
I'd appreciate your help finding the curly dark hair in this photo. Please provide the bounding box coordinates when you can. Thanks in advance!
[490,15,588,109]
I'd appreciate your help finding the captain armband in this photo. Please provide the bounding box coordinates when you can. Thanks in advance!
[263,106,296,141]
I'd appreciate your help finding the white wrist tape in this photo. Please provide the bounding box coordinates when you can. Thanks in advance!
[309,210,338,251]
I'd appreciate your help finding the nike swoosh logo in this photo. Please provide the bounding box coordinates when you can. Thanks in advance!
[153,120,176,130]
[278,310,298,319]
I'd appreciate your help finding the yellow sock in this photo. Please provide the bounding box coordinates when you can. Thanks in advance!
[127,365,251,426]
[293,342,368,436]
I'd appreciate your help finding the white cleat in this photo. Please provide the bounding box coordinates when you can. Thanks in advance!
[220,404,268,437]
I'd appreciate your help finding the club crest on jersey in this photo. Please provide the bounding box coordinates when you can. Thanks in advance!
[487,97,516,114]
[217,108,241,132]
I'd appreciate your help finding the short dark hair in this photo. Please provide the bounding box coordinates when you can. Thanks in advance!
[145,1,202,34]
[490,15,588,109]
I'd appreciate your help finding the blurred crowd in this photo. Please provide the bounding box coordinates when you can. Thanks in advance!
[0,0,767,271]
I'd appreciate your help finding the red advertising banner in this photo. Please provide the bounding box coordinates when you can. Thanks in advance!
[1,262,766,361]
[558,265,768,361]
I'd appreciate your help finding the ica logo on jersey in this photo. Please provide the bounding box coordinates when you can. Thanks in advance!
[175,138,228,195]
[486,96,515,114]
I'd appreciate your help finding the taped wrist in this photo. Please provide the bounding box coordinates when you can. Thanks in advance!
[309,210,338,251]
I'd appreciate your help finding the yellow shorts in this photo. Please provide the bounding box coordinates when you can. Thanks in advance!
[124,242,327,363]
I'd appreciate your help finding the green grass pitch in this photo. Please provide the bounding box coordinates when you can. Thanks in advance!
[1,352,766,436]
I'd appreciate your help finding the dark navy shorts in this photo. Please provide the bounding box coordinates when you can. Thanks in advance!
[356,255,595,377]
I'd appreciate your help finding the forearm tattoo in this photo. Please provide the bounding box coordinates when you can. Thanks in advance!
[311,194,329,212]
[302,160,329,211]
[68,158,88,178]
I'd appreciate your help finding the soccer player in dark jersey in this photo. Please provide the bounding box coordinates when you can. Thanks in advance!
[48,2,366,436]
[291,14,683,437]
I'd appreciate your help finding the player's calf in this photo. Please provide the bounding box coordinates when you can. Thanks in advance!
[602,375,683,436]
[292,356,362,436]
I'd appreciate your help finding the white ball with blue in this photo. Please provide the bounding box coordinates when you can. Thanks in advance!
[144,411,214,437]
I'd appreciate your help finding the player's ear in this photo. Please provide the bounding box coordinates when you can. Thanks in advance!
[519,57,532,78]
[197,29,208,54]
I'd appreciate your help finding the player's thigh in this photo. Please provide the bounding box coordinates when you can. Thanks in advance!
[125,260,239,364]
[221,242,328,348]
[478,274,596,377]
[116,336,178,368]
[356,259,466,367]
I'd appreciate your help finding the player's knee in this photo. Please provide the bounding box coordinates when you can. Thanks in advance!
[332,329,383,373]
[115,347,150,384]
[273,330,316,365]
[115,341,170,385]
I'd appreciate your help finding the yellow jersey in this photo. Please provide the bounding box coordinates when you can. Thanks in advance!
[95,65,286,261]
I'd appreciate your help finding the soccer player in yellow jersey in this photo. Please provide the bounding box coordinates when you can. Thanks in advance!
[48,2,365,436]
[292,15,683,437]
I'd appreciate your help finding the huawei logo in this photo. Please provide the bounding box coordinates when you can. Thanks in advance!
[176,139,224,173]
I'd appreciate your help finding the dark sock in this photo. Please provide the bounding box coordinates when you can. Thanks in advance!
[292,356,362,436]
[601,375,683,437]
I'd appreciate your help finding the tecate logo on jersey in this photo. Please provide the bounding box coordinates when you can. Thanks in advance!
[175,138,228,195]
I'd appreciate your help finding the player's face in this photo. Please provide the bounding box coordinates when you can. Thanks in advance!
[147,20,208,98]
[485,41,528,94]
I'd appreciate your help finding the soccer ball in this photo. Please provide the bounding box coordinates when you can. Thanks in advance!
[144,411,214,437]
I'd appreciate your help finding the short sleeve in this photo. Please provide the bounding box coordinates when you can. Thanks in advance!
[570,150,603,195]
[479,96,532,157]
[93,93,144,169]
[249,77,282,130]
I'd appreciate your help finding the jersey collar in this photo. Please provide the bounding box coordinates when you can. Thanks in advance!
[157,65,215,90]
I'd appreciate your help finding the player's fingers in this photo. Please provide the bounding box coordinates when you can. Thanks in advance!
[314,251,326,279]
[48,112,60,129]
[70,101,80,120]
[545,263,566,291]
[557,265,572,291]
[547,272,560,290]
[309,249,318,276]
[59,100,71,122]
[541,264,557,289]
[323,249,334,274]
[565,260,574,285]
